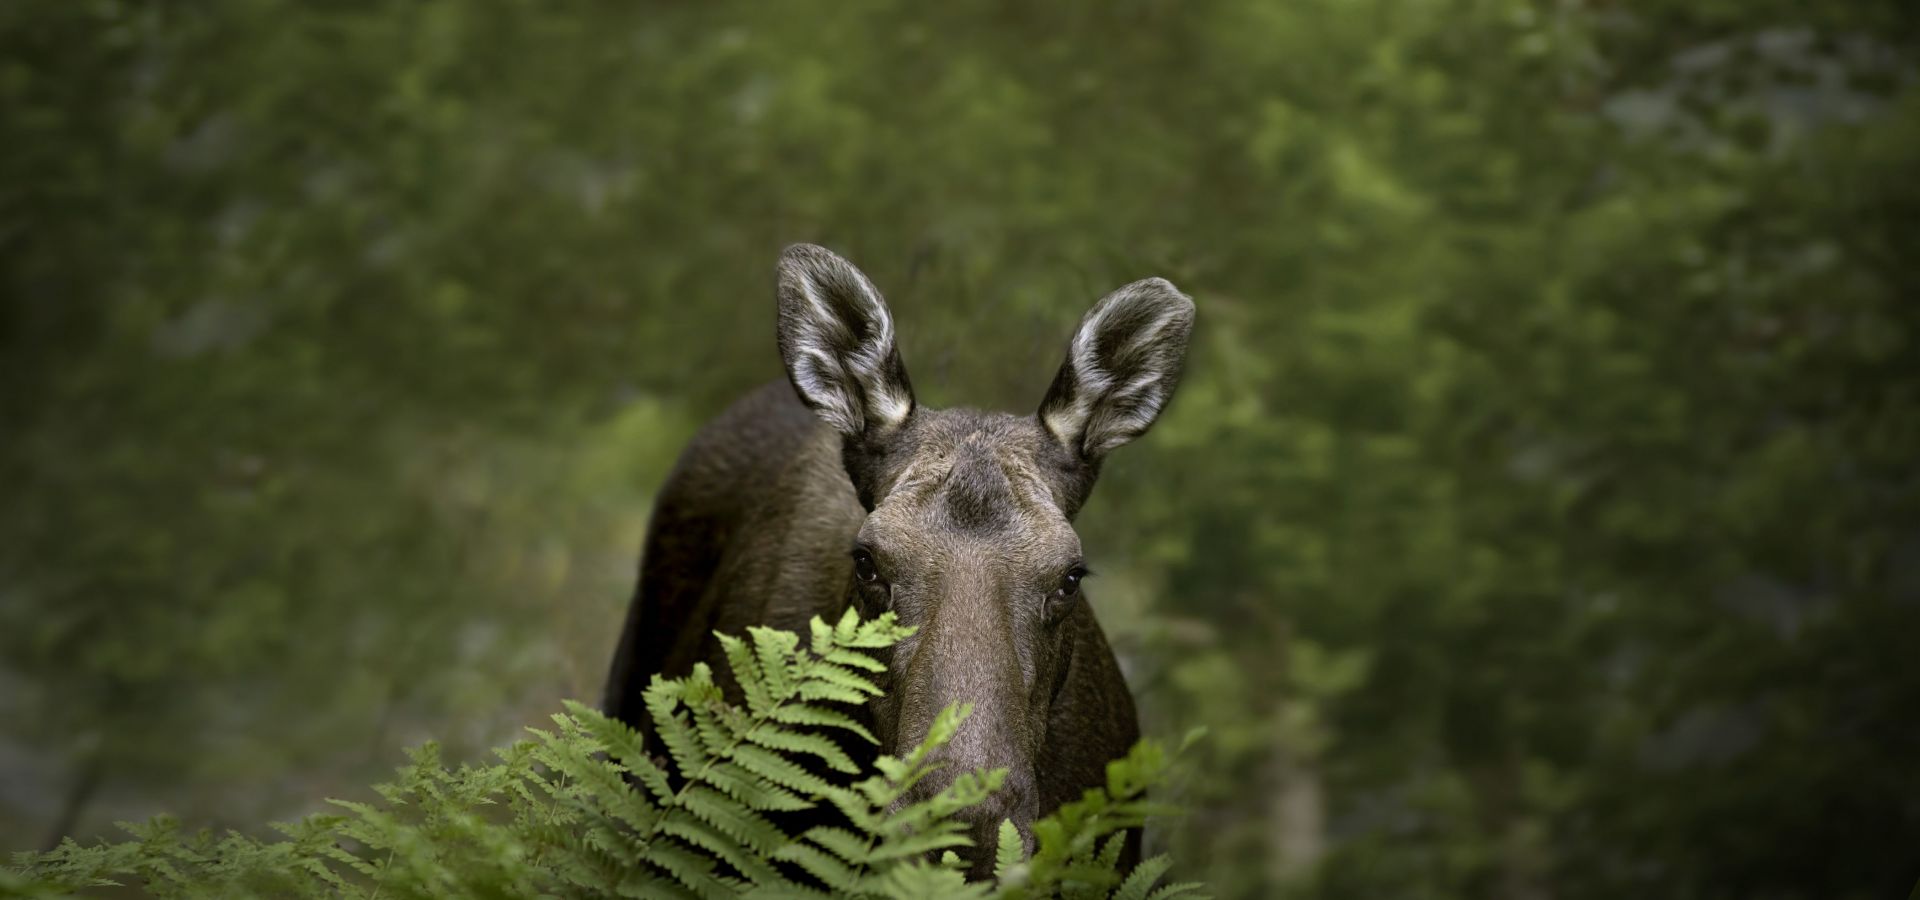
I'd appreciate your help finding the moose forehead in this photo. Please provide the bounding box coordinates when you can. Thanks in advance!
[865,409,1076,543]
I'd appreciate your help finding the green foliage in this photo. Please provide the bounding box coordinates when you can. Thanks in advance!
[7,613,1201,900]
[3,1,1918,898]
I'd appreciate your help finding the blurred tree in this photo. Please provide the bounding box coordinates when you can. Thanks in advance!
[2,1,1915,897]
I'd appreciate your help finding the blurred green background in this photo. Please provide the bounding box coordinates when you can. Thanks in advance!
[4,1,1918,897]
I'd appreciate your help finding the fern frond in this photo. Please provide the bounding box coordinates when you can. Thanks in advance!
[836,609,916,648]
[645,676,710,775]
[821,647,889,673]
[691,702,737,761]
[676,785,787,856]
[992,819,1026,886]
[1112,854,1174,900]
[795,825,871,866]
[743,725,861,774]
[697,761,814,813]
[795,680,872,705]
[1144,882,1208,900]
[731,744,837,796]
[767,703,878,744]
[818,784,881,834]
[800,661,886,698]
[749,626,801,700]
[657,810,789,890]
[861,827,975,863]
[867,860,992,900]
[720,632,775,716]
[770,840,859,892]
[7,610,1204,900]
[645,839,739,900]
[1096,832,1127,871]
[870,768,1005,848]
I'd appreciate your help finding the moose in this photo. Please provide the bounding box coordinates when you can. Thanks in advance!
[602,244,1194,876]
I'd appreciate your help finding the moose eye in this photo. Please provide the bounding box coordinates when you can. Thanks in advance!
[1055,566,1088,598]
[852,548,881,584]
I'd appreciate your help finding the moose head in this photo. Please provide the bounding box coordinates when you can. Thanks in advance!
[773,244,1194,868]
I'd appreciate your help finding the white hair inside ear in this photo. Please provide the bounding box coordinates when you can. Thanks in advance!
[775,244,915,438]
[1039,277,1194,459]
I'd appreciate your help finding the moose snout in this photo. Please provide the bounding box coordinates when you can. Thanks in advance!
[893,755,1038,880]
[888,697,1039,875]
[884,570,1047,877]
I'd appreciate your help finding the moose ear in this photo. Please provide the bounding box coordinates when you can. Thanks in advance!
[776,244,915,439]
[1039,277,1194,461]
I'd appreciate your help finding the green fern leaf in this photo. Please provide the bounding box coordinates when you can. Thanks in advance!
[731,744,836,796]
[803,661,885,697]
[839,610,914,648]
[795,680,870,705]
[1144,882,1209,900]
[7,611,1204,900]
[748,626,801,700]
[646,693,709,775]
[657,809,790,890]
[567,700,648,758]
[713,703,759,743]
[771,841,858,892]
[719,632,775,716]
[742,881,836,900]
[697,761,814,813]
[743,726,861,774]
[645,839,738,900]
[809,614,839,657]
[862,827,975,863]
[830,606,864,645]
[1053,860,1124,892]
[1112,854,1173,900]
[796,825,871,865]
[1096,832,1127,871]
[767,704,878,744]
[691,700,735,759]
[877,769,1005,834]
[867,860,992,900]
[992,819,1026,885]
[820,647,889,673]
[628,754,678,805]
[677,784,788,856]
[869,755,914,787]
[817,785,881,834]
[916,702,973,753]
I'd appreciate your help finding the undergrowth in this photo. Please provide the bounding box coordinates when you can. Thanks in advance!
[8,611,1205,899]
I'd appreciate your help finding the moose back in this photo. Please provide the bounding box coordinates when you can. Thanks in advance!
[602,244,1194,874]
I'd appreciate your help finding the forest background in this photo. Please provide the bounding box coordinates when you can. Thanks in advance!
[4,2,1918,897]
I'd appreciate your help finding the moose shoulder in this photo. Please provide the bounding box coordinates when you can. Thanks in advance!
[602,244,1194,876]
